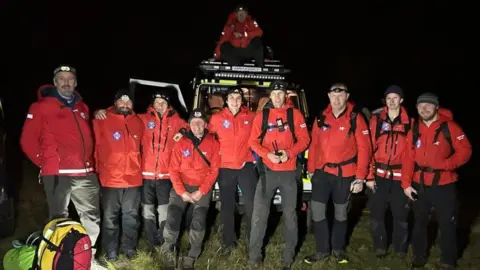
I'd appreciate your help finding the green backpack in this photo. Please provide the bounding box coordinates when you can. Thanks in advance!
[3,232,40,270]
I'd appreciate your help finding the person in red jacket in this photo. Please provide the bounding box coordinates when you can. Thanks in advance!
[209,87,257,254]
[161,109,220,270]
[214,5,264,67]
[402,93,471,269]
[365,85,412,258]
[93,90,144,260]
[304,83,372,265]
[95,92,188,250]
[20,65,101,260]
[247,81,310,269]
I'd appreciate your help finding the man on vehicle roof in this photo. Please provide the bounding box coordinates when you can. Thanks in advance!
[304,83,372,265]
[402,93,471,269]
[95,90,188,251]
[214,5,264,67]
[366,85,413,258]
[208,86,257,256]
[20,65,103,267]
[247,80,310,270]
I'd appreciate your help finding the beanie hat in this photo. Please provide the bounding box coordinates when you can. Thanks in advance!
[152,92,170,105]
[114,89,133,103]
[384,85,404,98]
[188,108,207,123]
[416,92,439,107]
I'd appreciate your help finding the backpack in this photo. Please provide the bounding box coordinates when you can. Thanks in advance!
[316,105,369,137]
[412,120,454,156]
[258,107,296,145]
[372,113,411,140]
[3,232,40,270]
[31,217,92,270]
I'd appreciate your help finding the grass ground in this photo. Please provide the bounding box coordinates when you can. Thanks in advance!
[1,161,480,270]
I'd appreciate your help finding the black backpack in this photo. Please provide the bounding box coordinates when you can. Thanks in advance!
[316,105,369,137]
[257,107,297,145]
[412,120,454,156]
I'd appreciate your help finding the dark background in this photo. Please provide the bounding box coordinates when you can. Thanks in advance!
[1,1,478,194]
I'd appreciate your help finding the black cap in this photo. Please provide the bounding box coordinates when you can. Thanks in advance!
[225,86,244,98]
[329,83,348,93]
[114,89,133,103]
[384,85,404,98]
[188,108,207,123]
[152,92,170,105]
[268,80,288,92]
[416,92,439,107]
[53,65,77,77]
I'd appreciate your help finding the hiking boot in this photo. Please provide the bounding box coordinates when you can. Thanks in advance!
[106,251,118,261]
[375,249,387,258]
[247,259,262,269]
[304,252,329,264]
[439,263,456,270]
[217,245,235,257]
[124,249,136,259]
[162,251,177,270]
[282,264,291,270]
[395,251,406,259]
[410,256,427,268]
[182,256,196,270]
[332,250,348,264]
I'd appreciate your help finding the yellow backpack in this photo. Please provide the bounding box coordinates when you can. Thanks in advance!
[31,217,92,270]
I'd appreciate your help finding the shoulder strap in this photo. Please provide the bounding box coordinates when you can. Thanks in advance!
[185,134,211,167]
[286,108,297,143]
[412,120,420,147]
[374,114,382,140]
[258,108,270,145]
[349,110,358,136]
[316,110,326,128]
[433,121,454,156]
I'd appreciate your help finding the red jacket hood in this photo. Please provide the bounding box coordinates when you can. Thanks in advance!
[226,12,254,25]
[36,84,83,101]
[438,107,453,120]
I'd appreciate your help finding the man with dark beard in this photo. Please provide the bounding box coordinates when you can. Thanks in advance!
[92,90,144,261]
[402,93,471,269]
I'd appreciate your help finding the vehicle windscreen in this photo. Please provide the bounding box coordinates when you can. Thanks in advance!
[197,84,301,115]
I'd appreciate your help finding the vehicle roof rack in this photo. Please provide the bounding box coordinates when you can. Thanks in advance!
[197,59,291,81]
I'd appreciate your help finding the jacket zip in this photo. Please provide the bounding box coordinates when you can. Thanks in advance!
[153,116,162,178]
[71,110,87,171]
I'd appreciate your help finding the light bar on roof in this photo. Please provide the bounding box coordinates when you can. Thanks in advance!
[214,72,285,80]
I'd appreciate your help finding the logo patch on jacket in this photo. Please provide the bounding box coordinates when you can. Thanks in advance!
[381,122,391,131]
[147,121,156,129]
[222,120,231,128]
[268,123,274,131]
[182,149,191,157]
[80,112,86,119]
[416,139,421,148]
[112,131,122,140]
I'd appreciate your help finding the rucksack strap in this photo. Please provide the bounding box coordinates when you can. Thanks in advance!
[258,108,270,145]
[433,121,453,157]
[286,107,297,143]
[185,132,211,167]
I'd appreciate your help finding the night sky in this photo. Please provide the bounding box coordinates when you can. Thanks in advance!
[2,1,477,191]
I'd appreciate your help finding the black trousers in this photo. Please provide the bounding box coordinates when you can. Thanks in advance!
[367,176,409,253]
[101,187,141,254]
[218,162,258,247]
[310,170,353,254]
[141,179,172,246]
[411,182,457,267]
[220,37,264,66]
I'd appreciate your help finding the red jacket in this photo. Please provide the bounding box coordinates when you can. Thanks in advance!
[20,84,95,176]
[249,105,310,171]
[308,103,372,179]
[209,107,256,169]
[138,107,188,180]
[214,12,263,59]
[401,108,472,189]
[169,132,220,196]
[368,106,412,181]
[92,108,144,188]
